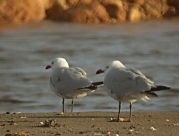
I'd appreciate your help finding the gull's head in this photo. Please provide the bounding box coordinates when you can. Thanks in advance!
[45,57,69,70]
[96,60,125,74]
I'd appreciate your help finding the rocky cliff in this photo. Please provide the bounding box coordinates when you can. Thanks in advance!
[0,0,178,24]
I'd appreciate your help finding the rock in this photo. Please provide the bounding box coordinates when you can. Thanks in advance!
[66,0,92,6]
[66,0,79,6]
[43,119,58,127]
[167,0,179,15]
[58,5,98,23]
[128,4,145,22]
[50,1,110,23]
[143,2,162,19]
[99,0,126,22]
[0,0,50,23]
[129,0,145,6]
[46,0,68,21]
[163,6,176,17]
[0,0,178,24]
[90,2,111,23]
[46,0,95,22]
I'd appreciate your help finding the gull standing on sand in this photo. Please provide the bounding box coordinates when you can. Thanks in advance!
[46,57,103,112]
[96,60,171,122]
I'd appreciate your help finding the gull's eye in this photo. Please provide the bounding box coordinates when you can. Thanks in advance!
[106,66,109,69]
[51,61,54,65]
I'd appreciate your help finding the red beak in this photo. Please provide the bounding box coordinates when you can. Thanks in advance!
[96,69,104,74]
[45,65,51,69]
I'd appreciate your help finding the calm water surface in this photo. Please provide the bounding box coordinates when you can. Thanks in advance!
[0,20,179,113]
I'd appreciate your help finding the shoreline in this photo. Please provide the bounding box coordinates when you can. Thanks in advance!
[0,112,178,136]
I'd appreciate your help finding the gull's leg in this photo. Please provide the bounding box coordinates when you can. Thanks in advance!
[117,101,121,122]
[128,102,132,122]
[71,99,74,112]
[62,98,65,112]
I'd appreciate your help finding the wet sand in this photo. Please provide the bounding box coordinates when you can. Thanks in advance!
[0,112,178,136]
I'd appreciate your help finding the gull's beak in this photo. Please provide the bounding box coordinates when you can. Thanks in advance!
[96,69,104,74]
[45,65,51,69]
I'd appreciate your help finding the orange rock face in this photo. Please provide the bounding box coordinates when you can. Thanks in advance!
[128,4,145,22]
[46,0,178,23]
[0,0,178,24]
[0,0,51,24]
[59,2,109,23]
[99,0,126,22]
[46,1,110,23]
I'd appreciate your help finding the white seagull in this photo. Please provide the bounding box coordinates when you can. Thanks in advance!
[46,57,103,112]
[96,60,171,122]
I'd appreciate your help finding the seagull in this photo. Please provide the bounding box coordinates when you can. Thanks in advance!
[46,57,103,112]
[96,60,171,122]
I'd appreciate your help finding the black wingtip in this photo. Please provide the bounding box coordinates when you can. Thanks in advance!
[150,85,171,91]
[145,91,158,97]
[92,81,103,86]
[77,81,103,91]
[88,84,98,90]
[77,84,97,90]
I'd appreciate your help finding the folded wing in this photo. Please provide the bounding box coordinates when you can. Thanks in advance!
[50,67,94,98]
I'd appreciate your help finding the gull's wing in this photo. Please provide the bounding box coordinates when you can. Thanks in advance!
[127,68,155,86]
[50,67,94,98]
[104,67,156,99]
[74,67,87,76]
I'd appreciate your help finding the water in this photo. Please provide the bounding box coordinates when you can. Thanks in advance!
[0,20,179,113]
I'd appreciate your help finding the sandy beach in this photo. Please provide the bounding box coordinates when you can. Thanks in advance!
[0,112,178,136]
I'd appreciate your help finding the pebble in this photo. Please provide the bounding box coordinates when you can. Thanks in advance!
[9,121,16,125]
[79,131,85,134]
[43,119,58,127]
[94,132,102,136]
[39,122,44,125]
[110,117,125,122]
[0,124,5,126]
[15,112,21,114]
[59,112,64,115]
[173,123,179,126]
[128,129,134,134]
[166,119,169,122]
[120,118,125,122]
[107,131,111,135]
[149,126,157,131]
[10,122,17,125]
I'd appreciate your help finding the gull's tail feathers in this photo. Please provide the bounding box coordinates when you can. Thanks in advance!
[150,85,171,92]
